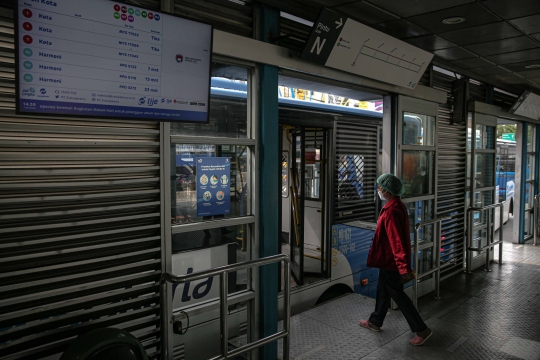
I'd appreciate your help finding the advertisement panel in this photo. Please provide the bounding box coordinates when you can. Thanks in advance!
[196,157,231,217]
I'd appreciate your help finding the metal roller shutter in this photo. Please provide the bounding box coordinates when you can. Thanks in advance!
[436,81,467,279]
[334,121,379,224]
[0,6,162,360]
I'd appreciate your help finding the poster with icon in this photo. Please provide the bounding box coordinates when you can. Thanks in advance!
[196,157,230,216]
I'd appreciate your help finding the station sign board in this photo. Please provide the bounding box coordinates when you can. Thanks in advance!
[301,8,433,90]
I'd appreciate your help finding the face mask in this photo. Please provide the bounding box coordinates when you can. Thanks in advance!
[378,190,386,200]
[420,171,426,176]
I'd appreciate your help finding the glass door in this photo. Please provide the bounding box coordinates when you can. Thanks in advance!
[467,113,497,271]
[396,96,438,299]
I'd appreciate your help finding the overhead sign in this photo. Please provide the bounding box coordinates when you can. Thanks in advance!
[16,0,212,122]
[196,157,231,217]
[509,90,540,121]
[301,8,433,90]
[501,133,515,141]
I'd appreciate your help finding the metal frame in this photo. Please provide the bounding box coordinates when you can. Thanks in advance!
[160,254,291,360]
[534,194,540,246]
[466,203,505,273]
[523,124,536,242]
[412,216,451,309]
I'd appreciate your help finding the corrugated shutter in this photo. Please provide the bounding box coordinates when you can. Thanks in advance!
[434,75,467,278]
[492,88,518,110]
[0,6,162,360]
[174,0,253,38]
[334,121,379,224]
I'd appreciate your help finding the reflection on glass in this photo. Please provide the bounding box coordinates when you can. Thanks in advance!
[401,151,433,196]
[171,144,250,224]
[474,153,494,188]
[526,155,534,181]
[171,63,248,138]
[527,126,534,152]
[472,190,494,226]
[305,148,321,200]
[404,200,432,242]
[474,124,495,149]
[171,240,248,303]
[525,182,533,210]
[472,229,487,258]
[525,210,532,237]
[337,155,364,200]
[403,112,435,146]
[282,151,289,198]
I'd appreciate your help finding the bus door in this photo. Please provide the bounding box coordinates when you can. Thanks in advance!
[281,126,328,286]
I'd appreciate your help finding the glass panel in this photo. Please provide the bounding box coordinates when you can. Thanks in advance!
[305,148,321,200]
[474,153,494,188]
[471,228,487,258]
[171,63,249,138]
[401,151,433,197]
[526,155,534,181]
[525,182,533,210]
[337,155,364,200]
[472,190,494,226]
[417,248,434,274]
[171,144,251,224]
[404,200,433,242]
[475,124,495,149]
[524,210,533,238]
[282,151,289,197]
[402,112,435,146]
[527,126,534,152]
[171,240,248,300]
[467,113,473,150]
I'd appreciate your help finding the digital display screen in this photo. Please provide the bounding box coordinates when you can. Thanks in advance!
[16,0,212,122]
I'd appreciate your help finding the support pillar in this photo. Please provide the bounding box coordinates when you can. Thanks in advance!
[256,4,280,360]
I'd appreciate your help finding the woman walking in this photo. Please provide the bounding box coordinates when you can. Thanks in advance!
[359,173,432,346]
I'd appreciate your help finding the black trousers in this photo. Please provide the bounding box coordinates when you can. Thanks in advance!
[368,269,427,333]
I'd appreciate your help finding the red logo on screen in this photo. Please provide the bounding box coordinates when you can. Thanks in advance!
[23,35,33,44]
[121,14,127,20]
[114,4,120,11]
[22,9,32,18]
[148,12,154,19]
[121,6,127,13]
[23,22,32,31]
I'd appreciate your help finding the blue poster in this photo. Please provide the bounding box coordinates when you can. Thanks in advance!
[196,157,231,217]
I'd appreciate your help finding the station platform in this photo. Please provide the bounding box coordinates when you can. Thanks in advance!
[279,223,540,359]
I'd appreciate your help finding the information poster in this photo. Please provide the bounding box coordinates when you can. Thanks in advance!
[196,157,230,217]
[16,0,212,122]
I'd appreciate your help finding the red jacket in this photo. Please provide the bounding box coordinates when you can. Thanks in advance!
[367,197,412,275]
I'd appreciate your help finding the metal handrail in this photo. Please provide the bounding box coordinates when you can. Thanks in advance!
[534,195,540,246]
[466,202,505,273]
[160,254,291,360]
[412,216,451,309]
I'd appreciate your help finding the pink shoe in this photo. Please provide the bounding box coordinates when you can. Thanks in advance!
[410,328,432,346]
[359,319,381,332]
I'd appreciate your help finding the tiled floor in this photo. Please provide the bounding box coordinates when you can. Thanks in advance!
[279,218,540,359]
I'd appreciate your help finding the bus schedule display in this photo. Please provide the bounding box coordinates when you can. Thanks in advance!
[16,0,212,122]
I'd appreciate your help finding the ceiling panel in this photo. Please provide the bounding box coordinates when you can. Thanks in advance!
[488,73,528,84]
[502,60,540,72]
[333,1,398,25]
[515,69,540,79]
[404,35,456,51]
[464,36,539,57]
[532,33,540,42]
[450,57,495,69]
[376,19,430,39]
[471,66,511,75]
[366,0,474,18]
[439,22,522,46]
[485,48,540,65]
[406,3,500,34]
[510,14,540,35]
[482,0,540,20]
[434,47,476,61]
